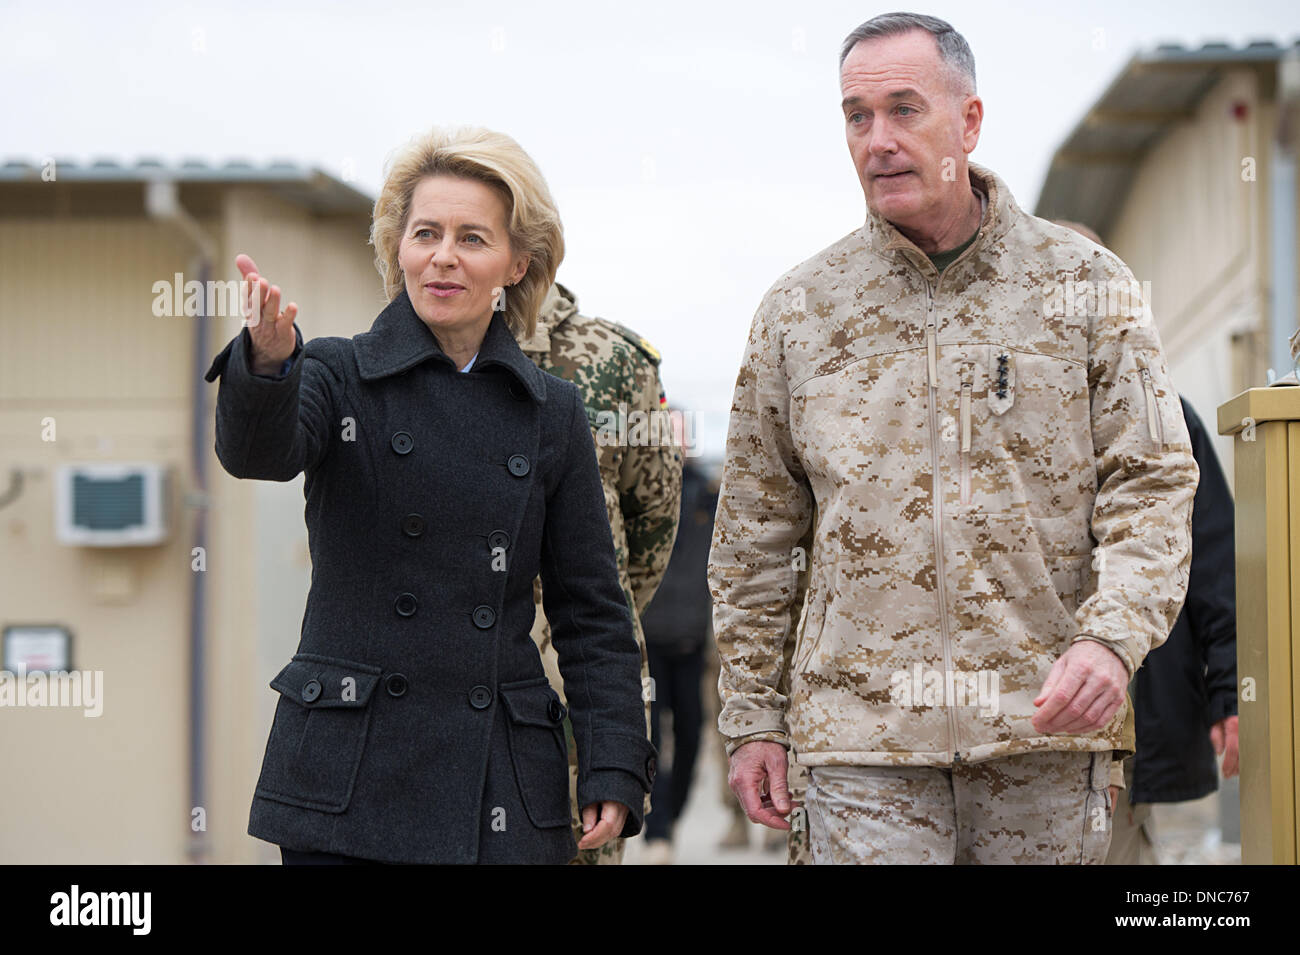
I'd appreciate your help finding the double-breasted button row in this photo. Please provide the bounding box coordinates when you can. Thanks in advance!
[399,524,508,629]
[406,522,509,548]
[392,430,532,481]
[395,593,499,628]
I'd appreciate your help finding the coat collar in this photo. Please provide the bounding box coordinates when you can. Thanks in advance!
[353,288,548,403]
[867,162,1019,267]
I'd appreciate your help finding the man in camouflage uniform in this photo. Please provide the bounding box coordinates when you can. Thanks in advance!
[521,281,683,864]
[710,13,1197,864]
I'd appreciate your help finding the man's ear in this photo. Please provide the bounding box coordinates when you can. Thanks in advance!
[962,95,984,154]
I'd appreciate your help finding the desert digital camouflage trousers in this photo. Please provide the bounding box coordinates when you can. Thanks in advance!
[804,749,1113,864]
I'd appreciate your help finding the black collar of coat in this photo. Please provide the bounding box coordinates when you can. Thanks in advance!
[353,288,548,403]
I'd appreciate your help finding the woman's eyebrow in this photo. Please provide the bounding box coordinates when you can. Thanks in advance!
[409,217,495,234]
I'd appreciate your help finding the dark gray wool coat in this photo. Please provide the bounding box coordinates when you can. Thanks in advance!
[203,288,657,864]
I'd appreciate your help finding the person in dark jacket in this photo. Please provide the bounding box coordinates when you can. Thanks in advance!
[639,455,716,862]
[203,126,656,865]
[1106,396,1239,864]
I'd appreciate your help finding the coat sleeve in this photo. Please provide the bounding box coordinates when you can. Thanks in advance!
[708,288,814,755]
[541,385,656,836]
[203,323,336,481]
[1075,256,1199,676]
[1179,399,1238,724]
[617,350,683,616]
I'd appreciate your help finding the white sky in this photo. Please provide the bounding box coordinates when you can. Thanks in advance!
[3,0,1297,457]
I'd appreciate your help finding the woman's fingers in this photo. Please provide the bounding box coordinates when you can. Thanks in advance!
[576,803,606,849]
[252,283,280,331]
[236,252,299,368]
[243,276,270,328]
[235,253,261,281]
[265,285,282,326]
[576,801,624,850]
[240,275,257,325]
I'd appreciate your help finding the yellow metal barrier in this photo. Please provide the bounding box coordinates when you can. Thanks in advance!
[1218,387,1300,864]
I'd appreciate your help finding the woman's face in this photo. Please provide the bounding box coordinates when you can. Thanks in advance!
[398,174,529,337]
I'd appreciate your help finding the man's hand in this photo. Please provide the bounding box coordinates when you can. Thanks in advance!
[728,740,792,830]
[1032,640,1128,735]
[1211,715,1239,778]
[236,252,298,374]
[577,800,628,850]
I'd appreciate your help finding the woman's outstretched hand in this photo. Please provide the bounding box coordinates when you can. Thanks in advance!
[237,252,299,375]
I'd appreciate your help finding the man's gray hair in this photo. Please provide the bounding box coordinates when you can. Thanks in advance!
[839,12,976,95]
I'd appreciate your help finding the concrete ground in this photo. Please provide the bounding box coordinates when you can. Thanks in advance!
[1144,784,1242,865]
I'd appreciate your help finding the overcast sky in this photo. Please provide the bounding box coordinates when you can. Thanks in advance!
[3,0,1296,457]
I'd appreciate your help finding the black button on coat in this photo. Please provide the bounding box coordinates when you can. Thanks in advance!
[204,289,655,864]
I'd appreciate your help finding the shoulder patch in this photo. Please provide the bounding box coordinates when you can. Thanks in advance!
[592,316,662,366]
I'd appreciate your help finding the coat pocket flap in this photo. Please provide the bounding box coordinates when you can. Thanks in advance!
[270,653,382,708]
[500,677,565,727]
[589,731,657,791]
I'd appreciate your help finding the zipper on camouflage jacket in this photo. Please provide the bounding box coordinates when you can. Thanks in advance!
[917,225,987,762]
[924,276,961,762]
[1138,361,1164,447]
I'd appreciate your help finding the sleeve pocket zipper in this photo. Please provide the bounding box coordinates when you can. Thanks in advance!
[1139,362,1165,447]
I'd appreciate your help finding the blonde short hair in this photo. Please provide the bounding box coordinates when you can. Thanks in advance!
[370,127,564,340]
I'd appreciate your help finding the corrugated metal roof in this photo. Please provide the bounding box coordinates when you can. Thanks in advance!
[0,158,373,215]
[1035,40,1300,238]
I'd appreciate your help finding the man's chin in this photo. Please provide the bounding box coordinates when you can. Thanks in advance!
[866,190,922,225]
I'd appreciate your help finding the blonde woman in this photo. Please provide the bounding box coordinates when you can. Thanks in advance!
[205,127,656,864]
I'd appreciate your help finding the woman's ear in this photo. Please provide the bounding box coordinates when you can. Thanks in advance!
[511,254,531,286]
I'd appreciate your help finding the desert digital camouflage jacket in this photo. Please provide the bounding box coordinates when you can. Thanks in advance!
[521,283,683,718]
[709,163,1198,767]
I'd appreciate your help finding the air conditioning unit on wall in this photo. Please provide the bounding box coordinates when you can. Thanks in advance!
[54,463,169,546]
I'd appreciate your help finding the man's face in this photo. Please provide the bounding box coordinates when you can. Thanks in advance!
[840,31,981,232]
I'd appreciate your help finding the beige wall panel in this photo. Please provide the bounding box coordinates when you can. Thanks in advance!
[1,187,376,862]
